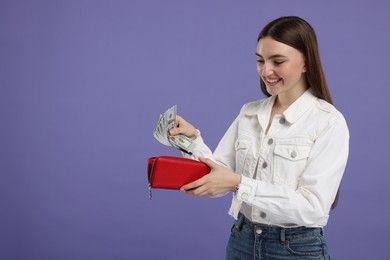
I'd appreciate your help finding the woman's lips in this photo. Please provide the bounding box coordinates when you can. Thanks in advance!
[265,78,282,86]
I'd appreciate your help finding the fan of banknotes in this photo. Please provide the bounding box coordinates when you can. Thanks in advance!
[153,105,194,154]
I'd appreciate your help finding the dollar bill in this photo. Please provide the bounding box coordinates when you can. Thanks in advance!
[168,135,194,153]
[153,105,194,154]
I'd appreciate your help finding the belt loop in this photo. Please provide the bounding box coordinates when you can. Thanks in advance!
[235,213,245,231]
[280,228,286,244]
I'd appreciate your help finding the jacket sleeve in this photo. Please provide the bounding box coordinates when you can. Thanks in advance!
[182,130,213,160]
[183,111,242,170]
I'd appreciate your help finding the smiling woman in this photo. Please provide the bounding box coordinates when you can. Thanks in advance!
[256,38,307,100]
[257,16,332,105]
[169,16,349,260]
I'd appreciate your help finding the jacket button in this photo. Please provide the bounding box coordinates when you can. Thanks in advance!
[267,138,273,145]
[260,212,267,218]
[291,151,297,158]
[262,162,268,168]
[279,117,286,124]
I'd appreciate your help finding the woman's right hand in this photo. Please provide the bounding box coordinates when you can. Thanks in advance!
[169,115,198,140]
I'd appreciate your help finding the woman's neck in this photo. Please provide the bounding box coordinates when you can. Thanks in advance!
[274,87,308,113]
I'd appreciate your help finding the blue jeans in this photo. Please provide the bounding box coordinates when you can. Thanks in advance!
[226,213,330,260]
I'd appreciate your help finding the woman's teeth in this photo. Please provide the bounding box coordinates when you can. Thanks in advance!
[267,78,280,83]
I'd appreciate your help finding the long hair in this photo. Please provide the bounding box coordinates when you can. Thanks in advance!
[257,16,333,105]
[258,16,340,209]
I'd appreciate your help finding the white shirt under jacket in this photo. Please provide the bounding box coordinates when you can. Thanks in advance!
[184,88,349,228]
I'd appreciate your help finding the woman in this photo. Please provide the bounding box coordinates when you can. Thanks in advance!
[169,16,349,260]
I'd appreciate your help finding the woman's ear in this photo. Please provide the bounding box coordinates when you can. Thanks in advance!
[303,63,308,72]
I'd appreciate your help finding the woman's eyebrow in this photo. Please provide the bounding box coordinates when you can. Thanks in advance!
[255,53,287,59]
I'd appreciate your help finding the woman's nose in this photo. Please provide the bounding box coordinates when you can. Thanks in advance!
[260,63,273,77]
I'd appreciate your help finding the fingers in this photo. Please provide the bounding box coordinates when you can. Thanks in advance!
[169,128,178,136]
[181,180,219,197]
[180,177,205,194]
[168,115,184,135]
[180,158,216,194]
[198,157,218,170]
[175,115,185,129]
[168,115,198,139]
[181,161,240,196]
[175,115,184,127]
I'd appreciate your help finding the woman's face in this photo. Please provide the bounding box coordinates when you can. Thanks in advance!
[256,37,307,98]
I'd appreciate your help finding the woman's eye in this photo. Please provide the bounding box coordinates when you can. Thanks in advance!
[257,60,264,64]
[274,61,285,65]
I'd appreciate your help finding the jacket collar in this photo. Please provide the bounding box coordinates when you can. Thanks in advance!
[244,88,318,129]
[282,88,318,124]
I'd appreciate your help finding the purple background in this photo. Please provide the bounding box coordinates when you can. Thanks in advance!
[1,0,389,259]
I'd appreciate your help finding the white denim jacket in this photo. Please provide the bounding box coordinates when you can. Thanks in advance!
[185,89,349,228]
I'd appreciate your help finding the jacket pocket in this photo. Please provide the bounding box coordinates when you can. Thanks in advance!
[273,144,312,188]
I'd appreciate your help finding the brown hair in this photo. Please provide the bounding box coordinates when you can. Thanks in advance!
[258,16,340,209]
[257,16,333,105]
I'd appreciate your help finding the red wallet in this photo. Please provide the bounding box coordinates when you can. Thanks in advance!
[147,156,210,199]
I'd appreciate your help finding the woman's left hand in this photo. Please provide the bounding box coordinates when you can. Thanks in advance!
[180,157,241,197]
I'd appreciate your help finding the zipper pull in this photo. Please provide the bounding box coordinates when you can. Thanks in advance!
[148,183,152,200]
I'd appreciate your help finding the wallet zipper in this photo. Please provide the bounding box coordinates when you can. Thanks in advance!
[148,172,153,200]
[148,158,157,200]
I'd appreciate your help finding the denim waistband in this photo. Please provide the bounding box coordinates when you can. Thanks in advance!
[234,213,324,243]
